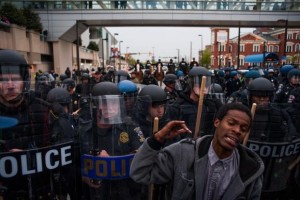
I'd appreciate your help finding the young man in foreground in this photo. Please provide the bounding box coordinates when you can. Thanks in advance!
[130,103,264,200]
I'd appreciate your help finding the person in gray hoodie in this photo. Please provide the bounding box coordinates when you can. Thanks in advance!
[130,103,264,200]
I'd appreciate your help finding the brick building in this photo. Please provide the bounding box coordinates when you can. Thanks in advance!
[210,27,300,69]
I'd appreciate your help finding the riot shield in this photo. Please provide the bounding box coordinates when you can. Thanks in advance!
[80,95,145,200]
[247,103,300,194]
[0,104,80,199]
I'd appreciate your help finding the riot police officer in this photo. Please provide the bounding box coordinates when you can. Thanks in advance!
[167,59,176,74]
[80,81,145,200]
[246,77,299,200]
[145,60,151,70]
[225,70,242,98]
[163,73,181,104]
[178,58,189,75]
[155,59,163,70]
[227,69,261,104]
[75,72,92,97]
[62,78,81,114]
[117,80,139,118]
[132,84,180,199]
[0,49,54,199]
[141,69,158,85]
[274,68,300,103]
[189,57,198,69]
[46,87,79,199]
[133,59,144,71]
[167,66,223,137]
[266,68,279,91]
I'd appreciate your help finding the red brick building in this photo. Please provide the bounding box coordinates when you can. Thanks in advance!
[210,27,300,70]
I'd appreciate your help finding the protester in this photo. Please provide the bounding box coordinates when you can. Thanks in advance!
[130,103,264,200]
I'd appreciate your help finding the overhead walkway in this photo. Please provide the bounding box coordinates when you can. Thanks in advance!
[3,0,300,41]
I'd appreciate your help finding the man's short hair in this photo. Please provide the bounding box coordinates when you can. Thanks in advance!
[215,103,252,127]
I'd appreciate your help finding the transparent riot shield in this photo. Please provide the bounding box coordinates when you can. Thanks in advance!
[80,95,145,200]
[0,114,80,200]
[247,103,300,195]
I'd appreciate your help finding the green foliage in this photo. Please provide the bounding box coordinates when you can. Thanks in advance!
[127,56,136,66]
[0,3,43,32]
[87,41,99,51]
[22,8,43,32]
[202,49,211,67]
[0,3,26,26]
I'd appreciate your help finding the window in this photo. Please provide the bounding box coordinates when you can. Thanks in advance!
[295,44,300,52]
[296,34,300,40]
[287,33,293,40]
[286,45,292,53]
[217,43,225,52]
[253,45,260,53]
[229,45,232,53]
[240,58,244,66]
[240,44,245,52]
[274,45,279,52]
[269,45,274,52]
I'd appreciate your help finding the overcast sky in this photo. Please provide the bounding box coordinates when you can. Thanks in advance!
[105,27,255,63]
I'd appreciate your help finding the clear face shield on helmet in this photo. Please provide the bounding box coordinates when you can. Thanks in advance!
[93,95,126,126]
[190,75,211,96]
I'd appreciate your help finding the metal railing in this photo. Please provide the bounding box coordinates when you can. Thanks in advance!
[1,0,299,12]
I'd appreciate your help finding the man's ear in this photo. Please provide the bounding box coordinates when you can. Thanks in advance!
[214,119,220,128]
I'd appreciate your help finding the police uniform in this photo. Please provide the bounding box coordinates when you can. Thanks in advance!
[274,83,298,103]
[178,59,189,75]
[0,92,54,200]
[80,82,145,200]
[167,60,176,74]
[167,92,223,137]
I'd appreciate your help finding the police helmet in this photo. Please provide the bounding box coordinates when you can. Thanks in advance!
[244,70,261,79]
[217,70,225,78]
[0,49,30,91]
[62,78,75,90]
[163,74,177,84]
[230,71,238,77]
[138,85,168,105]
[81,73,90,80]
[117,80,138,95]
[287,69,300,79]
[92,81,120,96]
[224,67,231,72]
[188,67,211,94]
[176,70,184,77]
[59,74,68,82]
[248,77,274,97]
[47,87,71,105]
[114,70,130,83]
[280,65,294,76]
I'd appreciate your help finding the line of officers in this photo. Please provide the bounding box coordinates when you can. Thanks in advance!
[0,49,300,200]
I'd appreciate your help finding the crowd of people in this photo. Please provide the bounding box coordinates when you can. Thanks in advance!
[1,49,300,200]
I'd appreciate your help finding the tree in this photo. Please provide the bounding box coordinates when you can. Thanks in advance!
[87,41,99,51]
[22,8,43,32]
[202,49,211,67]
[0,3,26,27]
